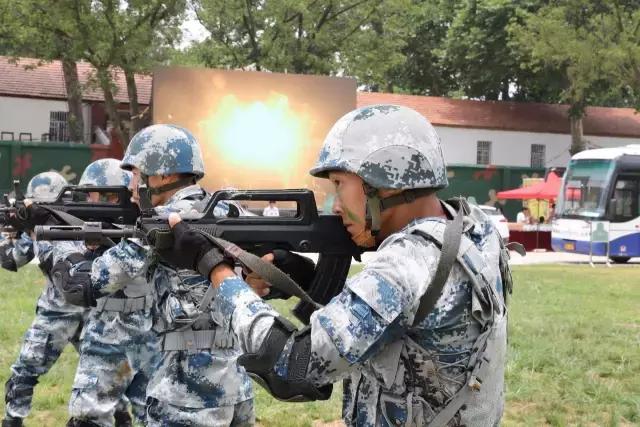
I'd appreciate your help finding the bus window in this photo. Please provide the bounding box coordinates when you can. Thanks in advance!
[610,176,639,221]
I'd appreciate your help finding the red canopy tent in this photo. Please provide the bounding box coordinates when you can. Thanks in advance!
[497,171,562,200]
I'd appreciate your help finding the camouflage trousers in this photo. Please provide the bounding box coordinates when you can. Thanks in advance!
[4,307,86,419]
[69,313,161,427]
[146,397,255,427]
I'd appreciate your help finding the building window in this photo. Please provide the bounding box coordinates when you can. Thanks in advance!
[49,111,69,141]
[476,140,492,165]
[531,144,546,168]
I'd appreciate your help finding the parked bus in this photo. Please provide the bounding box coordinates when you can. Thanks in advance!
[552,145,640,262]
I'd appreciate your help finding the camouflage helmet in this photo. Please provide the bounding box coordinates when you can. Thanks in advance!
[310,104,448,190]
[121,124,205,179]
[80,158,131,187]
[25,171,67,201]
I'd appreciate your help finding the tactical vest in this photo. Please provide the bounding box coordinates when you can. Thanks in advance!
[347,200,513,427]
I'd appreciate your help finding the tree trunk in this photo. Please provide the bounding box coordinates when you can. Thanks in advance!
[61,58,85,143]
[97,67,128,146]
[124,68,144,135]
[569,115,585,155]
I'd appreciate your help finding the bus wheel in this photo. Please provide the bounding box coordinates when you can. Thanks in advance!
[610,256,631,264]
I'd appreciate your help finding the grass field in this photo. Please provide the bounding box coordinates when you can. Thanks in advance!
[0,265,638,426]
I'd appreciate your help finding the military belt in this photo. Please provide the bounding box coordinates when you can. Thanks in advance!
[162,329,235,353]
[95,294,153,313]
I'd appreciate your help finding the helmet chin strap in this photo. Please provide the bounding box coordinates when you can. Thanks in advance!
[363,183,435,239]
[137,174,196,211]
[141,174,196,196]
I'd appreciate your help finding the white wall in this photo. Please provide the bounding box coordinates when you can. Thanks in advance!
[0,96,92,142]
[436,126,640,168]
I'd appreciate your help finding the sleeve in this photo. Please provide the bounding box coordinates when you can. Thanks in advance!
[213,235,437,386]
[52,241,87,264]
[90,239,150,297]
[11,233,36,268]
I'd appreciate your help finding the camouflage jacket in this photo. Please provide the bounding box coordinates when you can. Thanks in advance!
[52,240,157,347]
[212,203,507,426]
[1,233,86,314]
[90,185,253,409]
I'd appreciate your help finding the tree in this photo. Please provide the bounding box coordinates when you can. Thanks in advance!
[389,0,459,96]
[66,0,186,144]
[511,0,640,154]
[2,0,86,142]
[186,0,412,86]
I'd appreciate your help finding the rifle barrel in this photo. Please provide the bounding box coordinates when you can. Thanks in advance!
[35,224,136,242]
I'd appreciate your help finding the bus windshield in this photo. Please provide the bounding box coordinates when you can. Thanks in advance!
[558,159,615,218]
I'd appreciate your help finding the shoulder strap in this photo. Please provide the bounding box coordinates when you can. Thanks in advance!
[412,204,464,327]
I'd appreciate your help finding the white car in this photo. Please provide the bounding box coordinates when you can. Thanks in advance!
[479,205,510,243]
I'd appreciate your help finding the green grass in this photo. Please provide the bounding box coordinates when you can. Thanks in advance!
[1,265,638,426]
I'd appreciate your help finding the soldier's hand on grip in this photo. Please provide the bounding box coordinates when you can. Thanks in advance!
[157,213,234,277]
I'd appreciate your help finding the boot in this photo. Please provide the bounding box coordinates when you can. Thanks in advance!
[1,417,23,427]
[114,410,133,427]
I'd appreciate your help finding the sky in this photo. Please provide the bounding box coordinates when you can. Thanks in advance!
[180,10,210,48]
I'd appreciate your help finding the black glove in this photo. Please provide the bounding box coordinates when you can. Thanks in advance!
[9,205,57,232]
[262,250,316,300]
[0,250,17,272]
[155,222,233,277]
[51,254,97,307]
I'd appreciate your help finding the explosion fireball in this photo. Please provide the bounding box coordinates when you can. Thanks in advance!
[200,93,313,188]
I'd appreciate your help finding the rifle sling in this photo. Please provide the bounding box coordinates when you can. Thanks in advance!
[194,231,322,309]
[412,203,464,327]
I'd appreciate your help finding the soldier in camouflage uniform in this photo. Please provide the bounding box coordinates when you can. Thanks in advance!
[1,172,133,427]
[0,172,84,427]
[159,105,510,426]
[52,158,160,427]
[65,125,254,426]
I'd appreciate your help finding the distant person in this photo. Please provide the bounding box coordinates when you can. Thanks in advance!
[516,207,532,224]
[547,203,556,223]
[262,200,280,217]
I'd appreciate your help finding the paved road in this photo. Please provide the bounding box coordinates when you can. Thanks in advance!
[508,250,639,266]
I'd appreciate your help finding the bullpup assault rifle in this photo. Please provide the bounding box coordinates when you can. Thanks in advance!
[1,180,140,233]
[35,189,365,323]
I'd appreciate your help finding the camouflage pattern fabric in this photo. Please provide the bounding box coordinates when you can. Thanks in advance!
[310,105,448,190]
[121,125,205,179]
[68,308,160,426]
[146,397,255,427]
[211,204,506,426]
[79,158,132,187]
[25,171,68,201]
[53,241,160,426]
[90,185,253,420]
[2,236,88,420]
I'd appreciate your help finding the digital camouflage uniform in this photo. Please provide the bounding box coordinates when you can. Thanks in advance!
[1,173,89,424]
[94,125,254,426]
[53,159,160,426]
[207,106,509,426]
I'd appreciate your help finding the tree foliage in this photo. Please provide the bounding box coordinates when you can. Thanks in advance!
[1,0,185,144]
[182,0,413,89]
[510,0,640,152]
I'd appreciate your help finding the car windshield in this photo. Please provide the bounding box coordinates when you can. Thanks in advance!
[557,159,615,218]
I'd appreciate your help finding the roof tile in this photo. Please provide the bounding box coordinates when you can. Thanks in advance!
[0,56,151,105]
[357,92,640,138]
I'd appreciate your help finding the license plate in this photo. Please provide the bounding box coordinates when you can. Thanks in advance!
[564,242,575,251]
